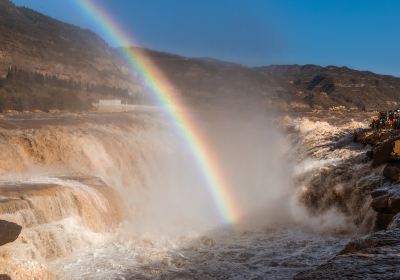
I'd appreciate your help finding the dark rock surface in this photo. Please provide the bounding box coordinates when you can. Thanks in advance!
[371,186,400,215]
[353,129,400,166]
[294,223,400,280]
[383,163,400,182]
[0,220,21,246]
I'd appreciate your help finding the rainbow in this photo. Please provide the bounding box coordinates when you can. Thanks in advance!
[77,0,241,225]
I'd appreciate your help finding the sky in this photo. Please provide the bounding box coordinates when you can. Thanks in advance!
[11,0,400,76]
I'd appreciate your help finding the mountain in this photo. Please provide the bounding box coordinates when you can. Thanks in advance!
[0,0,146,111]
[0,0,131,87]
[1,0,400,112]
[258,65,400,111]
[141,47,400,111]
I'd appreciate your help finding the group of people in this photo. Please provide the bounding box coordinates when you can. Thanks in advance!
[371,110,400,130]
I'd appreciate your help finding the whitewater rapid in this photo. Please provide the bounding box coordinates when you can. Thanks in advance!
[0,111,375,279]
[54,228,347,280]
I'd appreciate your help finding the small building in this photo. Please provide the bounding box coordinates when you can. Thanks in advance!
[94,99,126,112]
[98,99,122,107]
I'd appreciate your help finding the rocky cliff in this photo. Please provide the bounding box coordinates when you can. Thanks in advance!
[293,129,400,279]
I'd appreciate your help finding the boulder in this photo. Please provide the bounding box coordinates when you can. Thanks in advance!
[388,194,400,212]
[383,162,400,182]
[370,187,400,215]
[372,140,396,166]
[353,129,400,166]
[0,220,21,246]
[353,130,385,146]
[374,212,395,231]
[370,193,390,213]
[393,139,400,158]
[371,188,389,198]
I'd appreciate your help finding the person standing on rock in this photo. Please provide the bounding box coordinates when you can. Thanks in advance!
[389,110,395,128]
[397,116,400,130]
[380,112,386,130]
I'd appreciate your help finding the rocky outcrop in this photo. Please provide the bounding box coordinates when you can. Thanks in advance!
[0,220,21,246]
[295,214,400,279]
[353,129,400,166]
[383,162,400,182]
[371,187,400,214]
[294,227,400,279]
[294,129,400,279]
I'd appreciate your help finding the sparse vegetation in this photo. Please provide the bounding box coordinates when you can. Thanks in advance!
[0,65,147,112]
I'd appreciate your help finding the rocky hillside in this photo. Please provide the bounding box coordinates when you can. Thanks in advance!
[141,48,400,111]
[259,65,400,111]
[0,0,132,88]
[2,0,400,112]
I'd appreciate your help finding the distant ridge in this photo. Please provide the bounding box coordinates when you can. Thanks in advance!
[141,48,400,111]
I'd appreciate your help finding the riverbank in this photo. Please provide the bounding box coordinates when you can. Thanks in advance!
[293,128,400,279]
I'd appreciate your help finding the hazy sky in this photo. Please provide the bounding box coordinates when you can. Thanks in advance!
[12,0,400,76]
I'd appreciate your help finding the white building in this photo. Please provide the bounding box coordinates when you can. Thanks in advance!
[98,99,122,106]
[95,99,127,112]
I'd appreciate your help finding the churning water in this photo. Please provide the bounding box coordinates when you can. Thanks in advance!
[55,227,347,280]
[0,111,372,279]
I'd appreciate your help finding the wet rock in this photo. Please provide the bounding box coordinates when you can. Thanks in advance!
[293,129,400,279]
[354,129,400,147]
[353,130,382,145]
[371,188,389,198]
[371,193,390,213]
[370,186,400,215]
[388,193,400,212]
[297,183,400,279]
[372,140,395,166]
[383,162,400,182]
[355,175,383,193]
[340,230,400,255]
[294,228,400,280]
[353,129,400,166]
[374,213,395,231]
[387,213,400,230]
[0,220,21,246]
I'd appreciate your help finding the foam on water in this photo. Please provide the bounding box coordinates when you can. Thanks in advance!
[0,112,373,279]
[54,228,348,280]
[0,176,109,211]
[50,116,368,279]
